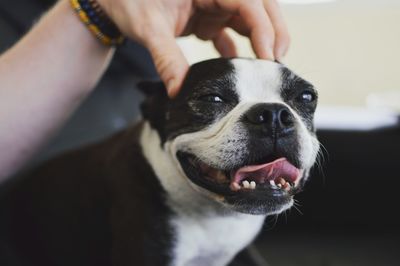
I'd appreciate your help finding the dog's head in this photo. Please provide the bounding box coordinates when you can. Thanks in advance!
[139,58,319,215]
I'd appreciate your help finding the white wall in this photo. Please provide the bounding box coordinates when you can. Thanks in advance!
[178,0,400,107]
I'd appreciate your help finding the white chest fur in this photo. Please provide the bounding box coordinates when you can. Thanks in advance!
[170,213,265,266]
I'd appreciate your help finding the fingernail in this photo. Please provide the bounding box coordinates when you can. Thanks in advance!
[167,78,175,91]
[167,79,177,98]
[275,46,286,62]
[266,46,275,61]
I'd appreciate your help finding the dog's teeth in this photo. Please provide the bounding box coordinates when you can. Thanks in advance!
[283,183,290,191]
[242,180,250,188]
[230,182,241,191]
[276,177,286,186]
[277,183,282,188]
[250,181,256,189]
[269,180,277,188]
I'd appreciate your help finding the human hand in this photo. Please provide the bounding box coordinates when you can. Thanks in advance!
[96,0,290,97]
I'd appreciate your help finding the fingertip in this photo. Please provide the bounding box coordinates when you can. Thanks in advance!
[266,46,275,61]
[249,20,275,61]
[274,29,290,60]
[253,35,275,61]
[146,35,189,98]
[275,46,285,61]
[263,0,291,61]
[167,78,179,98]
[166,63,188,98]
[213,30,238,58]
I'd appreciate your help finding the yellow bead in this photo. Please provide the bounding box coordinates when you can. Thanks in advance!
[78,11,90,24]
[88,24,100,35]
[70,0,80,10]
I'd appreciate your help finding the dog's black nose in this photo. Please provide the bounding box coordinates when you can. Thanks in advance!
[243,103,295,135]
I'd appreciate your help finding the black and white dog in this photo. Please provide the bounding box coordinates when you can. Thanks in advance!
[0,58,319,266]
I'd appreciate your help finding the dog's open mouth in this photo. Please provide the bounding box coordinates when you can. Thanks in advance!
[228,158,301,192]
[177,152,303,196]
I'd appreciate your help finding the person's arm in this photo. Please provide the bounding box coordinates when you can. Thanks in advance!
[0,0,114,179]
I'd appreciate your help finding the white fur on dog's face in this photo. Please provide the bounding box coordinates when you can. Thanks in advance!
[234,59,319,171]
[140,58,319,216]
[171,59,318,172]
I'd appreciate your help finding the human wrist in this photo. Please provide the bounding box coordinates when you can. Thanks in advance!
[69,0,125,46]
[53,0,115,93]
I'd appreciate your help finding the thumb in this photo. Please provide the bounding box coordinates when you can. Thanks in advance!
[145,34,189,98]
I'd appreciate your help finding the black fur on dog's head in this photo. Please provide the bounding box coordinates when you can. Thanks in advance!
[139,58,319,215]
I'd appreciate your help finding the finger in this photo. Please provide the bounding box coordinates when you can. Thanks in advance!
[145,33,189,98]
[212,30,238,58]
[215,0,275,60]
[263,0,290,60]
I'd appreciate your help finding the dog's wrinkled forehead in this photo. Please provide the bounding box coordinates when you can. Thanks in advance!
[176,58,284,104]
[232,58,283,102]
[140,58,316,143]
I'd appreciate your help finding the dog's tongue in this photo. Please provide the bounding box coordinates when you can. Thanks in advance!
[232,158,300,185]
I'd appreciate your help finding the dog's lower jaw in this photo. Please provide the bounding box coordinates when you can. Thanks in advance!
[140,122,266,266]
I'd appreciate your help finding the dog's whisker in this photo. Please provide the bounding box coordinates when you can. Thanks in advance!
[313,140,329,185]
[292,201,304,216]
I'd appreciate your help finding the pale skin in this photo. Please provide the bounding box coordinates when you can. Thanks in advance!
[0,0,290,180]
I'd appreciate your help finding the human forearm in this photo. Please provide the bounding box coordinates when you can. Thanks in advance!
[0,0,114,180]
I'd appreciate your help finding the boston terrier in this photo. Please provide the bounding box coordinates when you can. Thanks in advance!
[0,58,319,266]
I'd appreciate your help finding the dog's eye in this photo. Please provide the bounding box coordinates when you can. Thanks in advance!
[198,94,224,103]
[297,90,316,104]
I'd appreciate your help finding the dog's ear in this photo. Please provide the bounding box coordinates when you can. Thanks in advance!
[137,81,169,142]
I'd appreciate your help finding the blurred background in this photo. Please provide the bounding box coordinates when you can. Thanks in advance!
[1,0,399,265]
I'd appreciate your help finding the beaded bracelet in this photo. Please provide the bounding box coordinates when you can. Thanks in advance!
[70,0,125,46]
